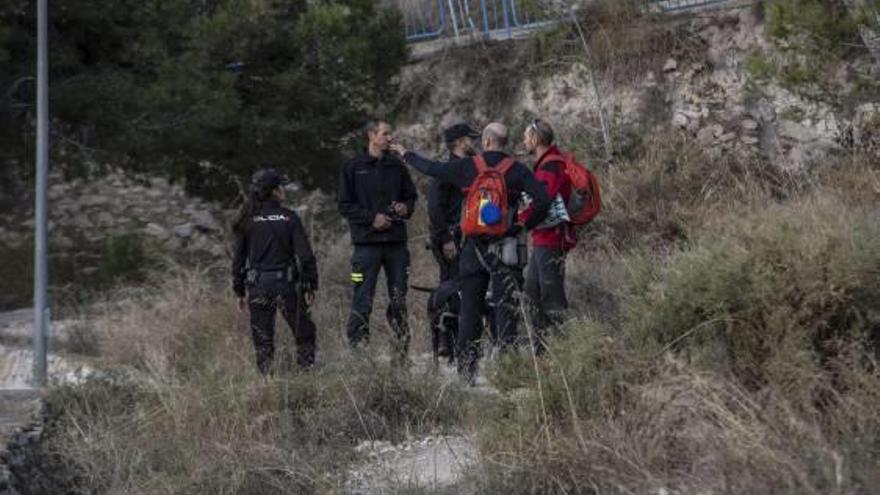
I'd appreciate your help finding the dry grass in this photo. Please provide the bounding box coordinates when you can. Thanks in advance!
[472,169,880,494]
[585,131,783,250]
[21,227,467,494]
[476,343,880,494]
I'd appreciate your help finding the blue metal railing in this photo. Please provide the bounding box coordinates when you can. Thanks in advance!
[397,0,555,42]
[646,0,733,12]
[400,0,448,41]
[398,0,736,43]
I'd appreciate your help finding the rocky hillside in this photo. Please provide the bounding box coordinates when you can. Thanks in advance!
[2,3,877,313]
[395,3,879,168]
[0,170,228,310]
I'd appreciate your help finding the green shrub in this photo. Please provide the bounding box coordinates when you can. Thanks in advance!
[744,51,775,81]
[628,198,880,388]
[98,231,150,283]
[760,0,878,103]
[0,0,407,194]
[766,0,863,56]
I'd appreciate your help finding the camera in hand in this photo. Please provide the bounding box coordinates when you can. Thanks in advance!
[386,203,404,222]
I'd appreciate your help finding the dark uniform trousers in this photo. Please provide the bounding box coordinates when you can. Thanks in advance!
[457,239,521,380]
[346,243,411,356]
[248,272,316,374]
[429,242,460,359]
[431,244,460,283]
[524,247,568,354]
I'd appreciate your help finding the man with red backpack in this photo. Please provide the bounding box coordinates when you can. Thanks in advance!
[391,123,551,384]
[520,119,601,353]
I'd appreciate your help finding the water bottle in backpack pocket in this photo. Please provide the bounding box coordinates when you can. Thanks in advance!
[561,154,601,226]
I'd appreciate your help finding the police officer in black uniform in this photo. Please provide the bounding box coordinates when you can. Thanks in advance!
[428,123,480,282]
[232,168,319,374]
[426,123,479,359]
[338,119,418,360]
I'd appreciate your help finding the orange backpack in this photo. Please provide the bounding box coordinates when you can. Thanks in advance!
[544,152,601,226]
[460,155,516,238]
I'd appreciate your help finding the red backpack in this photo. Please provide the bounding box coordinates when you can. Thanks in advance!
[460,155,515,238]
[544,152,601,226]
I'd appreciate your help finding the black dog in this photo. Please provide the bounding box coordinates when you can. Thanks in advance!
[414,279,460,366]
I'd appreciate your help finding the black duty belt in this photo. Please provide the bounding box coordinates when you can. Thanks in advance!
[247,266,295,283]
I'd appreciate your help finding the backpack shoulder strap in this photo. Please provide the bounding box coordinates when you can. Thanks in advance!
[472,154,488,174]
[496,157,516,175]
[541,153,565,167]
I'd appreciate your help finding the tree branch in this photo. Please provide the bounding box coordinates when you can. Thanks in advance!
[3,76,34,102]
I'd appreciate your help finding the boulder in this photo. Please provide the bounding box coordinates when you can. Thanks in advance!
[190,210,221,232]
[697,125,717,144]
[94,211,115,227]
[81,266,99,276]
[672,112,689,129]
[852,103,880,153]
[53,234,75,250]
[82,195,111,207]
[173,223,195,239]
[144,223,171,240]
[741,119,758,131]
[145,188,164,199]
[70,214,94,230]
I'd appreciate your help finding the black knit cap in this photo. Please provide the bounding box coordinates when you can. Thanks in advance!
[443,123,480,144]
[251,168,290,191]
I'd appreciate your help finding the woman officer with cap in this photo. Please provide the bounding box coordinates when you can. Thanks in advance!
[231,168,319,373]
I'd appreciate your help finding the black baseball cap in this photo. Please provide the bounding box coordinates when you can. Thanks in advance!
[251,168,290,190]
[444,123,481,144]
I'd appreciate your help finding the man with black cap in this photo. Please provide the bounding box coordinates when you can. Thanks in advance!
[428,123,480,283]
[231,168,319,374]
[338,119,418,361]
[425,123,479,360]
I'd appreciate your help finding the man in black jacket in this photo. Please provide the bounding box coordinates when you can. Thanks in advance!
[232,168,319,374]
[428,123,480,282]
[391,123,551,383]
[338,119,418,359]
[427,123,479,360]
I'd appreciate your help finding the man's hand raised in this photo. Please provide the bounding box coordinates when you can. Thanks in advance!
[389,143,407,157]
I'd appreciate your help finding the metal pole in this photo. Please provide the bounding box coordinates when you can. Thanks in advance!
[33,0,49,388]
[502,0,512,39]
[447,0,460,38]
[437,0,448,37]
[480,0,490,40]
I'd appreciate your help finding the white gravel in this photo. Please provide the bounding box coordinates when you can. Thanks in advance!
[347,434,478,493]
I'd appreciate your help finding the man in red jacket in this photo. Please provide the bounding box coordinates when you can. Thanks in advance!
[519,119,576,354]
